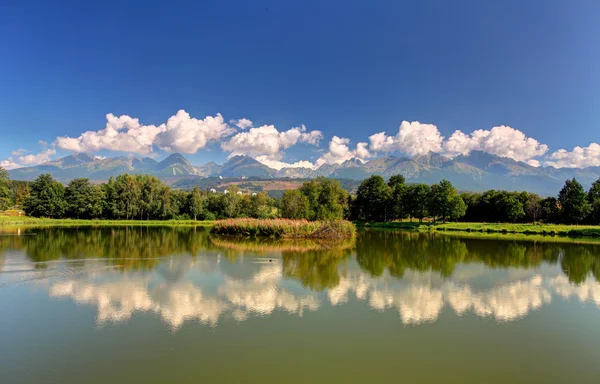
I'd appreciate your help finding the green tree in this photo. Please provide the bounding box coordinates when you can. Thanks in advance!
[500,194,525,222]
[588,178,600,224]
[524,194,542,222]
[387,174,407,221]
[65,178,104,219]
[23,174,67,218]
[300,177,348,220]
[354,175,391,221]
[558,178,590,224]
[449,194,467,221]
[0,166,11,210]
[138,175,164,220]
[428,179,463,223]
[188,186,203,220]
[282,190,309,219]
[112,174,140,220]
[407,184,430,222]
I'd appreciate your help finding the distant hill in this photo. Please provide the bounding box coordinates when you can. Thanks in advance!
[8,150,600,196]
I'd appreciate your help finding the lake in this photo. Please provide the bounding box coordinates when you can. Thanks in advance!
[1,227,599,383]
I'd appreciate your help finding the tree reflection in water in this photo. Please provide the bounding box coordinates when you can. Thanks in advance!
[1,226,599,327]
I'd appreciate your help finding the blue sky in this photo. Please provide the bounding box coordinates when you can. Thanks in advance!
[1,0,599,170]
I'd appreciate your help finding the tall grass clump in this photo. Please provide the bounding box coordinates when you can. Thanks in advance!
[210,218,356,239]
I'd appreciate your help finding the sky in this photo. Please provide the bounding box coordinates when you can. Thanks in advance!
[1,0,599,170]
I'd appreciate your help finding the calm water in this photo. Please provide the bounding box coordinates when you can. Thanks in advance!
[1,227,599,383]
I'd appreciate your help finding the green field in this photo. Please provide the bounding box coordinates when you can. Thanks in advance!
[0,216,214,227]
[360,221,600,237]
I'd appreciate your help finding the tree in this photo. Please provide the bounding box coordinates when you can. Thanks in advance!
[65,178,103,219]
[540,197,560,223]
[300,177,348,220]
[387,174,407,221]
[282,190,309,219]
[14,183,30,208]
[588,178,600,224]
[112,174,140,220]
[524,194,542,222]
[449,194,467,221]
[354,175,391,221]
[137,175,165,220]
[558,178,590,224]
[407,184,430,222]
[24,174,67,218]
[0,166,11,210]
[500,194,525,222]
[428,179,463,223]
[188,186,203,220]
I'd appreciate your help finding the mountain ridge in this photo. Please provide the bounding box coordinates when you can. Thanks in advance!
[7,151,600,196]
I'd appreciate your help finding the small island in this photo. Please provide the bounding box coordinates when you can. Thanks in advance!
[211,218,356,239]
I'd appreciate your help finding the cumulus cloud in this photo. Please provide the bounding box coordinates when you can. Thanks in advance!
[231,118,253,129]
[17,148,56,165]
[369,121,444,157]
[38,140,48,147]
[443,125,548,163]
[56,113,163,154]
[222,124,322,158]
[221,124,322,169]
[0,158,21,170]
[544,143,600,168]
[315,136,371,166]
[155,111,235,154]
[254,156,317,170]
[11,149,30,156]
[55,110,234,155]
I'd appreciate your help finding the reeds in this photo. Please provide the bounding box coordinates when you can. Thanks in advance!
[210,218,356,239]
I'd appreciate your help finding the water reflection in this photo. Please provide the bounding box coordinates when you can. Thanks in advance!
[1,227,600,328]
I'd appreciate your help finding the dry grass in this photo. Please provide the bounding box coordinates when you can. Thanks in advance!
[210,218,356,239]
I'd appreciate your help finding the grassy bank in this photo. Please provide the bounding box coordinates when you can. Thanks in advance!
[0,216,214,227]
[211,218,356,239]
[359,221,600,237]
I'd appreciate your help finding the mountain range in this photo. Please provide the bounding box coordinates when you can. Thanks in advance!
[8,151,600,196]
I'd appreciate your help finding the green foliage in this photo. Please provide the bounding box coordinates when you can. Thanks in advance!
[558,178,591,224]
[188,186,203,220]
[300,177,348,220]
[354,175,391,221]
[65,178,104,219]
[282,189,310,219]
[0,166,12,210]
[23,174,67,218]
[406,184,430,222]
[428,179,465,222]
[387,174,407,221]
[588,178,600,224]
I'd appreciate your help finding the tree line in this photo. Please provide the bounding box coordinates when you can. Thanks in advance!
[2,165,600,224]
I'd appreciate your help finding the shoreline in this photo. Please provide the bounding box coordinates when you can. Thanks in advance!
[358,221,600,237]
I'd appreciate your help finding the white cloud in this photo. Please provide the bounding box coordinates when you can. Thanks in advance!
[254,156,316,170]
[11,149,30,156]
[55,110,233,156]
[315,136,370,166]
[221,124,322,168]
[222,124,322,158]
[155,111,235,154]
[17,148,56,165]
[369,121,444,157]
[443,125,548,163]
[56,113,163,155]
[38,140,48,147]
[544,143,600,168]
[0,158,21,170]
[231,118,253,129]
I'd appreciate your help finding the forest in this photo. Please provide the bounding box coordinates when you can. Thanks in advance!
[2,165,600,225]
